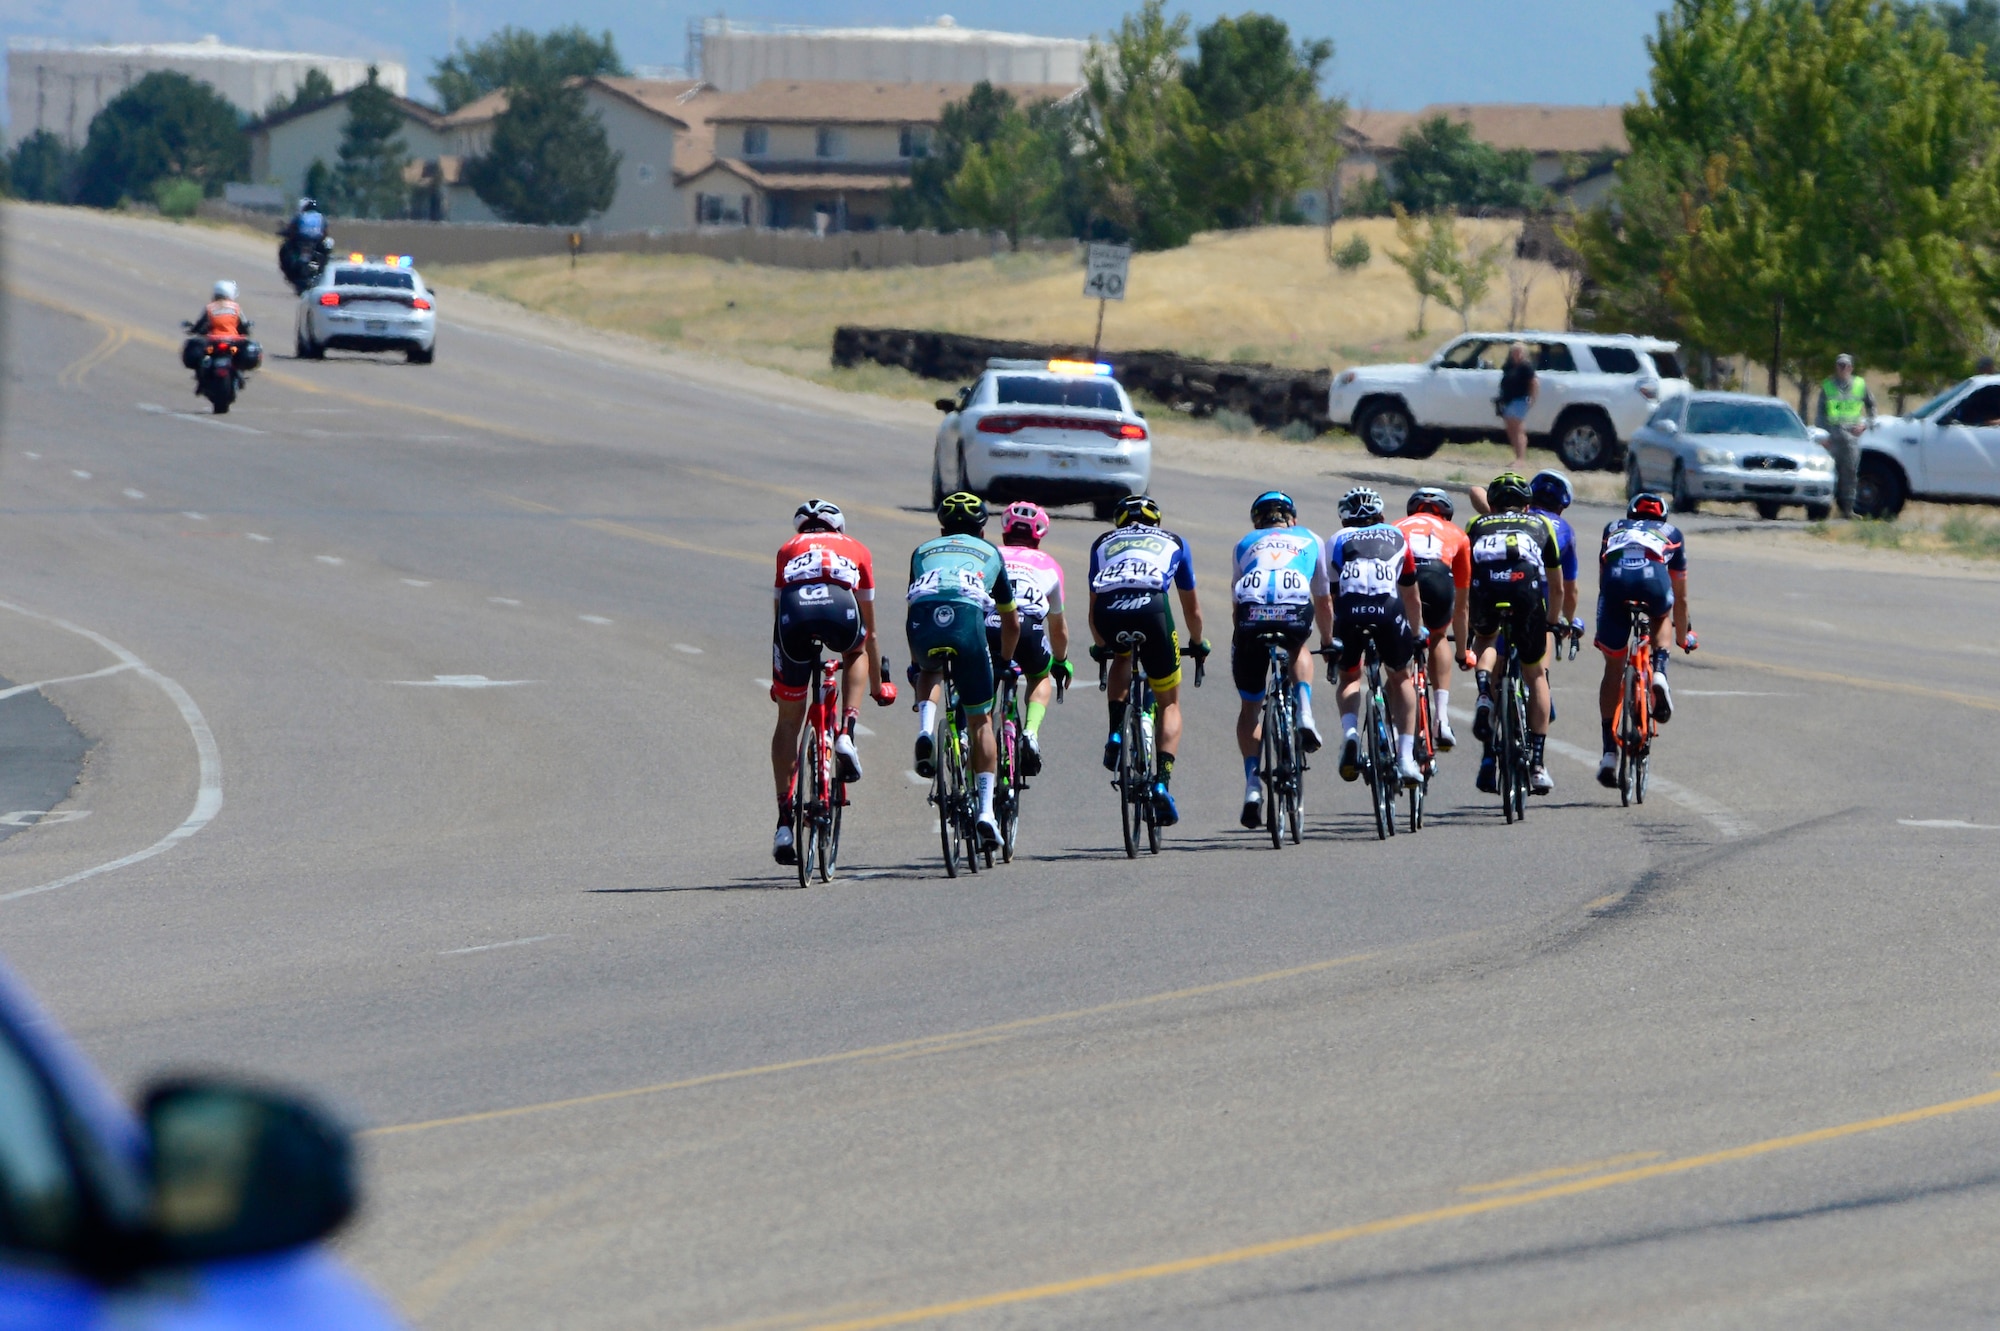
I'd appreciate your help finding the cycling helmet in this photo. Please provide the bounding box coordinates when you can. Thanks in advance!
[793,498,845,533]
[1338,486,1385,526]
[298,197,319,212]
[938,491,988,534]
[1000,501,1050,545]
[1250,490,1296,527]
[1628,492,1669,521]
[212,279,237,300]
[1487,471,1532,510]
[1112,494,1162,528]
[1529,469,1574,512]
[1406,486,1454,521]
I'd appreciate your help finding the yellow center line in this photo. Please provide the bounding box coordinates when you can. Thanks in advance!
[1458,1150,1663,1195]
[787,1086,2000,1331]
[1699,650,2000,713]
[363,949,1377,1139]
[57,322,129,388]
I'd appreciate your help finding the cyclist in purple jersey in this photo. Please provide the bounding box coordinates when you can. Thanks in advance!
[1593,492,1696,786]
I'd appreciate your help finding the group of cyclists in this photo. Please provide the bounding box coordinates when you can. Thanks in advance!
[766,468,1695,865]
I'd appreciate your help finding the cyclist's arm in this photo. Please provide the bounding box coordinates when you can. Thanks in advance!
[1313,592,1334,644]
[1670,570,1691,640]
[1047,609,1069,660]
[1468,485,1493,516]
[999,604,1020,663]
[858,595,884,687]
[1451,592,1472,663]
[1396,545,1422,634]
[1177,586,1204,650]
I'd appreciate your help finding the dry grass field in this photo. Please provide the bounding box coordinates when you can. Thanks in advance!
[435,218,1573,396]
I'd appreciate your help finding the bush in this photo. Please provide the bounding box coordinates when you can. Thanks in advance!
[1332,232,1371,271]
[1278,418,1319,441]
[1212,408,1257,435]
[153,177,202,218]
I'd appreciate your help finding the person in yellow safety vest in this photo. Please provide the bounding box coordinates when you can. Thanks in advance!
[1815,353,1874,518]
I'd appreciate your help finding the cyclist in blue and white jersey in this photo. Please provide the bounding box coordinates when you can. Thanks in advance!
[1593,492,1695,787]
[1530,470,1584,647]
[1229,491,1332,829]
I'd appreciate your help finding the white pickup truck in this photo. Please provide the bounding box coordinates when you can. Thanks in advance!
[1854,376,2000,518]
[1327,330,1691,471]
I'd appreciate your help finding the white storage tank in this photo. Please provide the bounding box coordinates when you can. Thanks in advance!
[696,19,1086,94]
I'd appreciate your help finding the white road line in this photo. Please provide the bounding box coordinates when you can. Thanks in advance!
[1678,690,1795,697]
[401,578,431,587]
[672,643,704,654]
[753,677,773,689]
[23,451,40,459]
[171,414,264,436]
[71,470,91,479]
[121,488,145,499]
[854,723,876,737]
[181,511,206,521]
[246,533,272,542]
[388,675,538,689]
[441,934,563,956]
[0,600,221,905]
[1898,818,2000,831]
[488,596,522,606]
[315,555,344,565]
[0,662,136,703]
[579,614,613,625]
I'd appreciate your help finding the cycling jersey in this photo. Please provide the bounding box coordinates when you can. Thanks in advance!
[1531,506,1580,583]
[1394,514,1472,588]
[1230,526,1327,616]
[908,534,1015,614]
[1594,518,1686,658]
[1088,525,1195,596]
[1597,518,1688,574]
[990,547,1064,628]
[1327,523,1419,611]
[774,530,876,601]
[1465,511,1561,596]
[907,534,1014,715]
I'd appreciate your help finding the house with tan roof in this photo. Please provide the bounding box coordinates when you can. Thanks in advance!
[685,78,1079,230]
[1329,103,1630,216]
[248,88,450,211]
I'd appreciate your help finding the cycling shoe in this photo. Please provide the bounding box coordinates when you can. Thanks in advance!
[913,732,935,779]
[1476,757,1498,794]
[1153,784,1180,827]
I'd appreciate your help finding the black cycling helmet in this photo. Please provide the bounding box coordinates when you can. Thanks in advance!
[1113,494,1162,528]
[1487,471,1532,510]
[938,491,987,534]
[1529,470,1574,512]
[1628,492,1669,521]
[1338,486,1385,526]
[1406,486,1454,521]
[1250,490,1296,527]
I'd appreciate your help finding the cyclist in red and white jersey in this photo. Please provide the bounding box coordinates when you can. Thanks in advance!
[769,499,895,863]
[1394,487,1472,752]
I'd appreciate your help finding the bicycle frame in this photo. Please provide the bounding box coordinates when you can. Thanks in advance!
[1491,627,1531,824]
[1257,638,1304,848]
[1097,630,1202,858]
[1614,606,1658,806]
[1406,640,1434,832]
[919,654,981,878]
[789,655,846,887]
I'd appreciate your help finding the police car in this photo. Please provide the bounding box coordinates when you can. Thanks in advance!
[931,359,1152,521]
[295,254,437,364]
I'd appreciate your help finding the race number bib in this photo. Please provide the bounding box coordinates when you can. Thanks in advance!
[1092,557,1164,593]
[1605,528,1670,563]
[784,549,860,587]
[1011,579,1050,616]
[1233,566,1311,605]
[1406,530,1446,562]
[1338,558,1398,598]
[1472,532,1544,570]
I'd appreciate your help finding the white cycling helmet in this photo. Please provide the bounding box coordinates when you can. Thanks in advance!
[793,498,845,533]
[212,279,237,300]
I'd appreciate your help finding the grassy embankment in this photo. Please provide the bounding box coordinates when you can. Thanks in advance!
[1811,508,2000,560]
[435,218,1571,404]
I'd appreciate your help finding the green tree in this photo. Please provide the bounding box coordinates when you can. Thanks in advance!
[8,130,78,203]
[1388,115,1544,213]
[945,109,1064,248]
[74,71,247,208]
[1079,0,1202,249]
[464,79,619,225]
[334,66,410,219]
[1436,225,1510,331]
[432,26,625,113]
[1179,14,1337,226]
[1387,205,1459,334]
[892,82,1029,231]
[264,67,337,119]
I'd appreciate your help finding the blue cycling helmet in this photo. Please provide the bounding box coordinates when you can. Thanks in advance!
[1250,490,1296,526]
[1530,470,1574,512]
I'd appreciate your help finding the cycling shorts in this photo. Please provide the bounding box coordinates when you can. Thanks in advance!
[1333,604,1417,674]
[1413,559,1456,632]
[1091,590,1182,689]
[1470,586,1549,666]
[771,584,864,702]
[1595,562,1674,659]
[1231,603,1313,700]
[987,616,1054,682]
[907,599,997,715]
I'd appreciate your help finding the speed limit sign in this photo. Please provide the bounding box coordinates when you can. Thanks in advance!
[1083,242,1132,301]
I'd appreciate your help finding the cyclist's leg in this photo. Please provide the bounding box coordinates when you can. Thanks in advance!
[770,602,822,813]
[1594,571,1636,764]
[1644,566,1677,719]
[1514,600,1554,788]
[1332,624,1367,779]
[1231,613,1267,767]
[906,602,959,774]
[1379,616,1421,776]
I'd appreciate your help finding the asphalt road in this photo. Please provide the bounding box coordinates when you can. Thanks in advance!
[6,202,2000,1329]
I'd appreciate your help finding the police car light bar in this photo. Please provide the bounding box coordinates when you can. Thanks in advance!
[345,254,417,268]
[1047,359,1113,376]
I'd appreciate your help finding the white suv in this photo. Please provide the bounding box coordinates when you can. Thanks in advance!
[932,359,1151,520]
[1328,331,1690,470]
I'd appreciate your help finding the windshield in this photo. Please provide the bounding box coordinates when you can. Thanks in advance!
[1909,382,1967,420]
[333,268,416,290]
[995,376,1123,410]
[1684,400,1807,439]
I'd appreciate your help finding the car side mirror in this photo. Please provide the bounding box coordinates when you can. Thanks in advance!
[145,1078,356,1263]
[934,398,956,412]
[1656,420,1678,436]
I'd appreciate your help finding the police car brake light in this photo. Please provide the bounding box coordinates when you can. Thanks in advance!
[318,292,340,306]
[1048,359,1112,376]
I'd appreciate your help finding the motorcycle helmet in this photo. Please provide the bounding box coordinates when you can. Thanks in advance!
[1112,495,1162,528]
[1406,487,1454,521]
[1250,490,1296,527]
[793,498,845,533]
[212,279,237,300]
[1001,501,1050,545]
[1529,470,1574,512]
[1628,492,1669,521]
[938,491,988,535]
[1338,487,1385,526]
[1487,471,1533,509]
[298,197,319,212]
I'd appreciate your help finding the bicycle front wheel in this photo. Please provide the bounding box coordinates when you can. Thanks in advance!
[1261,686,1285,850]
[795,727,820,889]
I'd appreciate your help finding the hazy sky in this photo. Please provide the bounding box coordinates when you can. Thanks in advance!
[1,0,1665,110]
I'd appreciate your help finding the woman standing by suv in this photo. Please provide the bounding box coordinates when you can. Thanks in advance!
[1499,342,1538,465]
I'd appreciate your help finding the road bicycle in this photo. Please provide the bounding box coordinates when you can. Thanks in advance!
[1318,635,1398,841]
[916,653,981,878]
[1405,634,1436,833]
[1488,622,1532,824]
[1097,632,1205,859]
[790,652,888,888]
[1614,605,1658,807]
[989,657,1068,865]
[1253,631,1306,848]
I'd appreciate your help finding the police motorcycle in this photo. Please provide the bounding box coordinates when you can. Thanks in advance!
[180,289,262,416]
[278,199,334,294]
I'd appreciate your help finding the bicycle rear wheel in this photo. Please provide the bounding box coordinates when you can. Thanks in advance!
[1366,690,1392,840]
[1619,659,1642,808]
[795,727,821,889]
[824,776,844,881]
[1509,673,1529,822]
[954,718,980,876]
[1497,672,1519,825]
[933,723,959,879]
[1139,700,1161,855]
[1119,699,1143,859]
[1260,690,1284,850]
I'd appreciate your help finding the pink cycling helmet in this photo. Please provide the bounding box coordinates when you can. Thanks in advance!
[1001,501,1050,544]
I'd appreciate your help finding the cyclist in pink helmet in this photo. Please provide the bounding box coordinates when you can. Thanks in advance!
[991,502,1071,775]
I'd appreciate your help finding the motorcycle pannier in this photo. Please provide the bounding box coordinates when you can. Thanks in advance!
[239,340,264,371]
[181,336,203,371]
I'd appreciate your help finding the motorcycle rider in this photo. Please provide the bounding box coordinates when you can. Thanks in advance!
[1815,353,1874,517]
[190,280,248,338]
[278,197,330,286]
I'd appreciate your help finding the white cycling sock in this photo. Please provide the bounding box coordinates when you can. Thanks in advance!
[916,700,937,736]
[1340,711,1359,741]
[976,771,996,816]
[1433,688,1449,719]
[1295,688,1317,732]
[1399,733,1416,765]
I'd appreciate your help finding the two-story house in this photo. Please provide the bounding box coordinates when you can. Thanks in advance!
[248,88,449,206]
[683,80,1078,231]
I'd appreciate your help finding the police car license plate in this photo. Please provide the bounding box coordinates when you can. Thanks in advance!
[1051,452,1078,469]
[366,320,387,332]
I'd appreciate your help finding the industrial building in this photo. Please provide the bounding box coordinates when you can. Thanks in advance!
[692,18,1086,94]
[6,37,405,147]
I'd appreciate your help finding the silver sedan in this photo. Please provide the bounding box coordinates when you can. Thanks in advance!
[1626,391,1837,519]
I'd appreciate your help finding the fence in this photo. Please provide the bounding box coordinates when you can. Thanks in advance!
[202,202,1075,270]
[831,326,1333,434]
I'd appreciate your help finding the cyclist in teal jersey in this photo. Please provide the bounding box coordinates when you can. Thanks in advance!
[907,492,1020,849]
